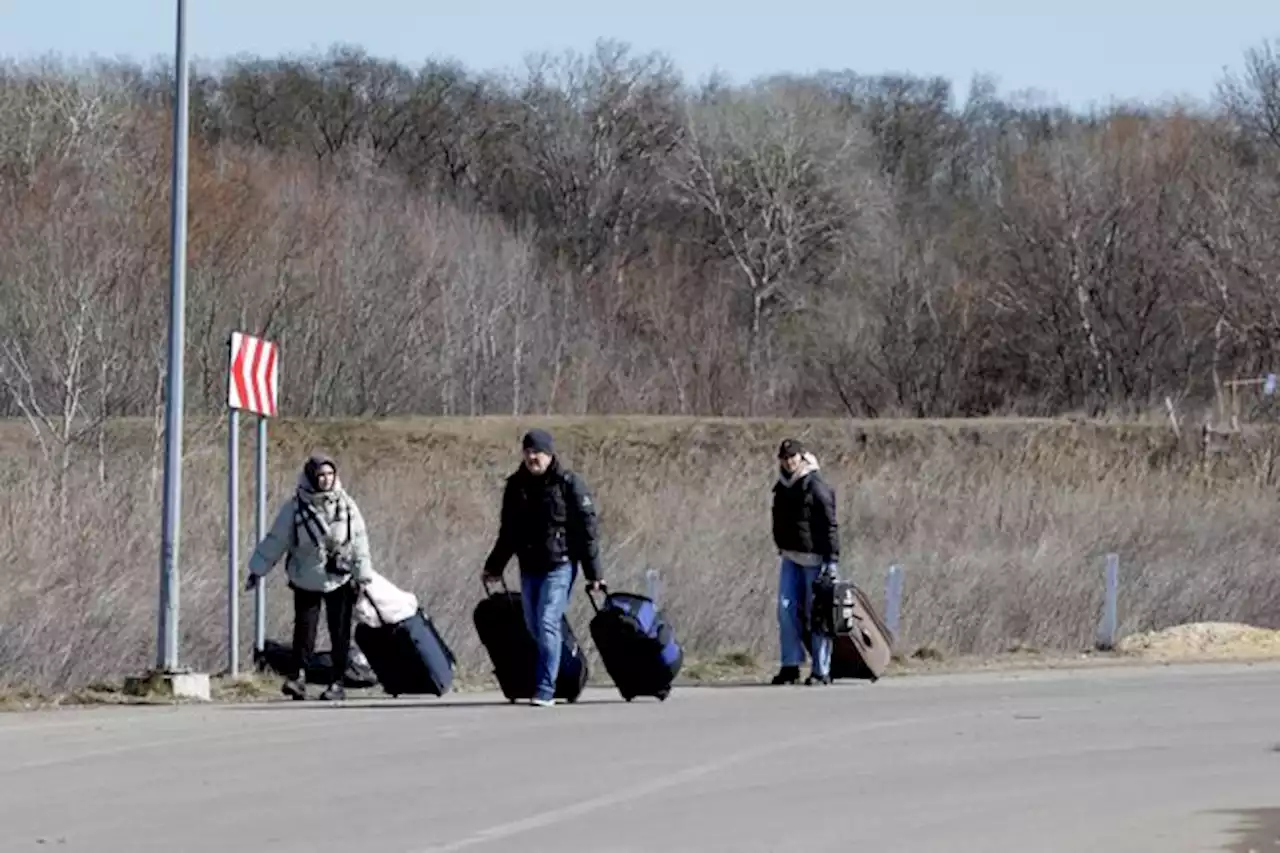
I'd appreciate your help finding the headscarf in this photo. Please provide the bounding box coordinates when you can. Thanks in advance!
[294,453,350,554]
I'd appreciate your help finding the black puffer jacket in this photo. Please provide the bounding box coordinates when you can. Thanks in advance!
[482,457,603,581]
[771,464,840,563]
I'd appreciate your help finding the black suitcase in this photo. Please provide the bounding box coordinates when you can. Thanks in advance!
[353,591,457,697]
[253,638,378,689]
[587,589,682,702]
[472,578,588,703]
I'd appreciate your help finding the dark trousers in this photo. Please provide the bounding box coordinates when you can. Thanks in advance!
[291,582,356,683]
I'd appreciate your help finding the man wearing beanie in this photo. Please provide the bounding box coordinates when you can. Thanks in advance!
[770,438,840,686]
[482,428,605,706]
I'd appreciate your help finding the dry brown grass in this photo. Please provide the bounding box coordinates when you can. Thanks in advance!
[2,414,1280,693]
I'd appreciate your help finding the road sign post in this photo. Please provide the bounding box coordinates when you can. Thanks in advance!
[227,331,279,676]
[227,406,239,676]
[255,415,268,654]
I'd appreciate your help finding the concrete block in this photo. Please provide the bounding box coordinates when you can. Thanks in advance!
[124,670,212,701]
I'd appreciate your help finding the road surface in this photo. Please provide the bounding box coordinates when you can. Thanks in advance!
[0,661,1277,852]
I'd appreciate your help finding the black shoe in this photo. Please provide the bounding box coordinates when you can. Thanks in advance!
[319,683,346,701]
[282,678,307,701]
[805,673,832,686]
[771,666,801,685]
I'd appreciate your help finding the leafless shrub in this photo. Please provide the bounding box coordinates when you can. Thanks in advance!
[0,420,1277,691]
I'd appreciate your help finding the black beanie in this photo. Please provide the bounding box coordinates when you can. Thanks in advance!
[778,438,806,459]
[522,429,555,454]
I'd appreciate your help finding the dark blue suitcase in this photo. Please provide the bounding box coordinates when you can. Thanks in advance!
[587,589,683,702]
[353,592,456,697]
[472,578,588,703]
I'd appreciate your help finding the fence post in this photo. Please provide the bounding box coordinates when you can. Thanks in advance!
[884,564,904,640]
[1096,552,1119,651]
[645,568,661,606]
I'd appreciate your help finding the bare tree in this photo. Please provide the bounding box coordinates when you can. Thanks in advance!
[666,80,887,414]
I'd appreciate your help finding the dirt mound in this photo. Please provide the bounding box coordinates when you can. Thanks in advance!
[1117,622,1280,660]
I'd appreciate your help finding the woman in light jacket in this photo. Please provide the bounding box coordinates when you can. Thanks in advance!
[246,453,374,701]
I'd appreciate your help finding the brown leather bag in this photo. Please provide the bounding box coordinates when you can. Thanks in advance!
[829,583,895,682]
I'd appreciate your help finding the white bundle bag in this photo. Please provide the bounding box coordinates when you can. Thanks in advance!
[353,569,420,628]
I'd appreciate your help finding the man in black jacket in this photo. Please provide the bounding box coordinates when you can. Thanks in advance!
[770,438,840,686]
[482,428,605,706]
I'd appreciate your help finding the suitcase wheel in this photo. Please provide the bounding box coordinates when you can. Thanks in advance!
[656,688,670,702]
[623,695,634,702]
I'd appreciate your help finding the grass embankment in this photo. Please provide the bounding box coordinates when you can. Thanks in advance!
[3,414,1279,705]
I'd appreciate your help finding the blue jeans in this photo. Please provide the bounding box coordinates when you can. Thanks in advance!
[520,562,576,701]
[777,557,833,677]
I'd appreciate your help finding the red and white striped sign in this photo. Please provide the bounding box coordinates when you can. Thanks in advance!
[228,331,279,417]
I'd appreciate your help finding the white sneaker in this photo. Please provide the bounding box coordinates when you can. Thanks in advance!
[530,697,555,708]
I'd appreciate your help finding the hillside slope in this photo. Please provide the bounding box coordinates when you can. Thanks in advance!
[2,415,1278,690]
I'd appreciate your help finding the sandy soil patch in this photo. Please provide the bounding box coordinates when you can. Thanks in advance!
[1117,622,1280,661]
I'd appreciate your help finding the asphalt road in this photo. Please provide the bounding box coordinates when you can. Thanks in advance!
[0,661,1277,852]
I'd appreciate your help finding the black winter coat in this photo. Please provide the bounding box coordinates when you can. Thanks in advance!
[482,457,604,581]
[771,470,840,562]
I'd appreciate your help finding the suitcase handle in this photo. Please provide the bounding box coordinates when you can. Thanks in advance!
[481,575,510,596]
[584,583,610,613]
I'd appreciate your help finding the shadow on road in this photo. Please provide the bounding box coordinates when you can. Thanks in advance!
[674,679,872,690]
[224,696,633,711]
[1211,806,1280,852]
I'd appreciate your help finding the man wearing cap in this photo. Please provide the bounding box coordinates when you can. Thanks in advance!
[770,438,840,686]
[482,428,606,706]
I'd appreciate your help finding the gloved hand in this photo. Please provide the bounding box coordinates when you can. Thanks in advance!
[244,573,260,592]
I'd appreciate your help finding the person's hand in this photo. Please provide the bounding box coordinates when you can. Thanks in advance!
[587,579,607,594]
[820,562,838,581]
[244,573,259,592]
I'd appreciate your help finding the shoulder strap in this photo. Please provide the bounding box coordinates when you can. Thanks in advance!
[342,497,353,545]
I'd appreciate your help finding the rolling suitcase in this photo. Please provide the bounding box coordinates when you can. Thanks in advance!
[587,588,682,702]
[472,577,588,703]
[353,591,457,697]
[825,580,894,682]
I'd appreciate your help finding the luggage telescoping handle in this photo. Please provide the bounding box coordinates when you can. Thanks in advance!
[481,574,510,596]
[482,574,534,620]
[584,582,610,613]
[358,581,389,628]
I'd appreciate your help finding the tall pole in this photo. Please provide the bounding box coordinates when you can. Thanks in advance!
[156,0,190,672]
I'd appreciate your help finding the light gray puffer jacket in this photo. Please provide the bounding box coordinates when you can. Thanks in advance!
[248,472,374,594]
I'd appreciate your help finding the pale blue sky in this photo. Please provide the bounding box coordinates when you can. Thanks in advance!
[2,0,1276,111]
